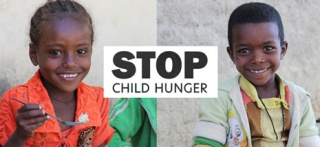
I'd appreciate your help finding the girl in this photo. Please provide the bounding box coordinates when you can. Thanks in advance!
[0,0,114,146]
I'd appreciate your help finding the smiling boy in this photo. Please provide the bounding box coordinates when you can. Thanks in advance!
[193,2,320,147]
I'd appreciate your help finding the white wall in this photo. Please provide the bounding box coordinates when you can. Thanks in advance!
[0,0,156,97]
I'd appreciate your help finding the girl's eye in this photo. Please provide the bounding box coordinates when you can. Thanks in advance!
[49,50,62,55]
[77,49,87,54]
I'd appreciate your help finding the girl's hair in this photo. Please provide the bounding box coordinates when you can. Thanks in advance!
[30,0,93,46]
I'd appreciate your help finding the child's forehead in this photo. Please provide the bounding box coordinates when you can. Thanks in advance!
[232,22,278,31]
[39,17,93,37]
[35,18,92,46]
[231,22,280,38]
[46,16,91,29]
[231,22,281,44]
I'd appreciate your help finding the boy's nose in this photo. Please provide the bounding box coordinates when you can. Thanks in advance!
[63,53,77,69]
[251,50,265,64]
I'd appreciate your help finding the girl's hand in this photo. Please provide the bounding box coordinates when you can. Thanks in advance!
[14,104,49,140]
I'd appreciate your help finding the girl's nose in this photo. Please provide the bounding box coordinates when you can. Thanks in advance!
[63,53,77,69]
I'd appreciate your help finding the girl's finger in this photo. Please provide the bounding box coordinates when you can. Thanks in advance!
[20,115,49,126]
[23,121,47,134]
[18,109,45,119]
[17,104,42,113]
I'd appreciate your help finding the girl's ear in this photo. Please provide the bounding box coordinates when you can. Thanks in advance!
[280,41,288,60]
[29,43,38,66]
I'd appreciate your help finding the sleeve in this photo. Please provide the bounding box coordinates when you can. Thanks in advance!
[107,98,145,147]
[0,90,18,146]
[299,96,320,146]
[194,136,223,147]
[193,92,230,146]
[92,88,115,146]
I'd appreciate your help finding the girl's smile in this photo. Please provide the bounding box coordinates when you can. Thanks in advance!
[30,17,92,93]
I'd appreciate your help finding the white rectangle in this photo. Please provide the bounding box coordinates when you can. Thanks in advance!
[104,46,218,98]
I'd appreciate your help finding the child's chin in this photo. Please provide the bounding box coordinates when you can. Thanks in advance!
[244,77,269,86]
[58,83,80,92]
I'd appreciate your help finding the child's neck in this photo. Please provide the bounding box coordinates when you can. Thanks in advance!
[255,77,279,99]
[41,76,76,103]
[41,76,77,131]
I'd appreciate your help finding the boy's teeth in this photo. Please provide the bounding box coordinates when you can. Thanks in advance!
[60,74,78,78]
[250,68,268,74]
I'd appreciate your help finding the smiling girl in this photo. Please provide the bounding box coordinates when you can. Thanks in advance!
[0,0,113,146]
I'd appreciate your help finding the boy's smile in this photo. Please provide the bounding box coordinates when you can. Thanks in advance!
[30,17,92,94]
[227,22,287,88]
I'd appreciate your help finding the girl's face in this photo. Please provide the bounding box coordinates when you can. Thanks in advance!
[29,17,92,93]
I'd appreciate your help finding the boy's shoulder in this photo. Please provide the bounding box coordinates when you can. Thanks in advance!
[281,78,310,97]
[218,75,241,93]
[217,75,310,99]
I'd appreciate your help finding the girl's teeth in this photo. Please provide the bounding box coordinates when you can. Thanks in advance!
[250,68,267,74]
[60,74,78,78]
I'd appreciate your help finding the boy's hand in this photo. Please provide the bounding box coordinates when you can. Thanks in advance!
[15,104,49,140]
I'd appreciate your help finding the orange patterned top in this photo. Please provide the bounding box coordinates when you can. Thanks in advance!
[0,71,114,146]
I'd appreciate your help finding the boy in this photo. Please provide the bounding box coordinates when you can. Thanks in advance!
[193,2,320,147]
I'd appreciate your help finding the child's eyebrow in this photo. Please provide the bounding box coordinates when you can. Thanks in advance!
[76,42,91,46]
[262,40,277,45]
[44,43,64,48]
[234,43,249,48]
[234,40,277,48]
[44,42,91,47]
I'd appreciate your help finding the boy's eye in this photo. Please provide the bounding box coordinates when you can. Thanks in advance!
[49,50,62,55]
[77,49,87,54]
[237,48,249,54]
[264,46,274,51]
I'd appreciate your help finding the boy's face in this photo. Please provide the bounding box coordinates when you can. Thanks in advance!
[227,22,287,87]
[29,18,92,93]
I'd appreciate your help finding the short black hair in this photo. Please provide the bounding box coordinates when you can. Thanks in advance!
[228,2,284,47]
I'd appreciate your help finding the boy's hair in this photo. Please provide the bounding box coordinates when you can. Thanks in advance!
[228,2,284,47]
[30,0,93,46]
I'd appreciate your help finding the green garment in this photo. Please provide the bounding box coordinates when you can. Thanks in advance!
[108,98,157,147]
[194,137,222,147]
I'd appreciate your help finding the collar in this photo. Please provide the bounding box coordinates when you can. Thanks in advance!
[239,74,289,109]
[26,70,101,133]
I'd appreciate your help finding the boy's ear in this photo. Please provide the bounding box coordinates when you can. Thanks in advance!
[227,46,235,64]
[29,43,38,66]
[280,41,288,60]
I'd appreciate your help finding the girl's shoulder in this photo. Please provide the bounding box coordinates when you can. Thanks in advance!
[78,82,103,97]
[0,83,31,115]
[1,83,30,101]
